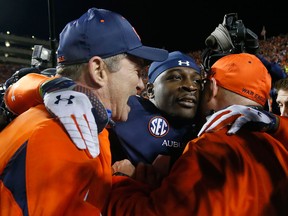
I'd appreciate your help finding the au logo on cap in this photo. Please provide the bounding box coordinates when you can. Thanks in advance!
[57,56,65,63]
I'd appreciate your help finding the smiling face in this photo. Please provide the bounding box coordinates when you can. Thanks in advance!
[106,55,146,122]
[147,66,202,120]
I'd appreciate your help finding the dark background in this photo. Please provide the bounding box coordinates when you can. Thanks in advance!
[0,0,287,52]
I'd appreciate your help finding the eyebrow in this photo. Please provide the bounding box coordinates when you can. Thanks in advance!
[276,97,288,103]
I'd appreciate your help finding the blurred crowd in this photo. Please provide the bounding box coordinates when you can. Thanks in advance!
[0,63,24,83]
[258,33,288,72]
[0,33,287,84]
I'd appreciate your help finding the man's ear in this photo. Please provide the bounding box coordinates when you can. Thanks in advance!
[210,77,219,98]
[88,56,108,88]
[146,82,155,99]
[203,77,218,102]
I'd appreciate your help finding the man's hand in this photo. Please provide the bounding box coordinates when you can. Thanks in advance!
[43,88,100,158]
[197,105,278,137]
[112,159,135,177]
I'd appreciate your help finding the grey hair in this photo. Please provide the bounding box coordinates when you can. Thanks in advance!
[56,53,128,80]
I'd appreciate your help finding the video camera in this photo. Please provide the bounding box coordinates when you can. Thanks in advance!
[0,45,56,129]
[202,13,259,71]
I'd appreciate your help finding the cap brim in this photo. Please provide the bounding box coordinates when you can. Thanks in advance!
[127,46,168,62]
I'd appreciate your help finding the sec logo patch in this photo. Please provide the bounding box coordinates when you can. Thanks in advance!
[148,116,169,137]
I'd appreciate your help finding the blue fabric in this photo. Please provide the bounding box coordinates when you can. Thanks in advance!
[148,51,201,83]
[257,54,287,83]
[1,141,28,216]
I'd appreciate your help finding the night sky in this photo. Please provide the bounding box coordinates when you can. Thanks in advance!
[0,0,287,52]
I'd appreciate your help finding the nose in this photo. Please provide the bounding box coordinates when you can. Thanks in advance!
[136,77,145,92]
[180,81,199,92]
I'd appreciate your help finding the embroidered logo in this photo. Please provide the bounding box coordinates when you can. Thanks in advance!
[54,95,75,104]
[57,56,65,63]
[148,116,169,137]
[178,60,190,66]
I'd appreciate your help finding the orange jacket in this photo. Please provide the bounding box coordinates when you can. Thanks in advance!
[271,116,288,148]
[106,121,288,216]
[0,106,112,215]
[4,73,52,115]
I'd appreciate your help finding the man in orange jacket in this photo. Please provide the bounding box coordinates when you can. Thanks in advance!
[105,53,288,216]
[0,7,168,216]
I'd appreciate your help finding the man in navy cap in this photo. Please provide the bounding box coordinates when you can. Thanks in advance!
[0,7,168,215]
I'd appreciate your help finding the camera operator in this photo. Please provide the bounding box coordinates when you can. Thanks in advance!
[202,13,287,114]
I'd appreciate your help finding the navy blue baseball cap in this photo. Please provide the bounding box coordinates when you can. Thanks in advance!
[148,51,201,83]
[57,8,168,65]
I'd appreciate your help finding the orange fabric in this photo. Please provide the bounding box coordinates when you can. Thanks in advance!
[4,73,53,115]
[210,53,271,106]
[270,116,288,149]
[106,126,288,216]
[0,105,112,215]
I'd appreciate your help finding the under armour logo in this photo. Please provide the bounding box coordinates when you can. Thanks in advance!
[54,95,75,104]
[178,60,190,66]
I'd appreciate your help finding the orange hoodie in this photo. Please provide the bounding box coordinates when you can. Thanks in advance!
[0,73,112,215]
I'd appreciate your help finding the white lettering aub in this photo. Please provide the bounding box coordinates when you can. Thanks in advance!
[162,140,181,148]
